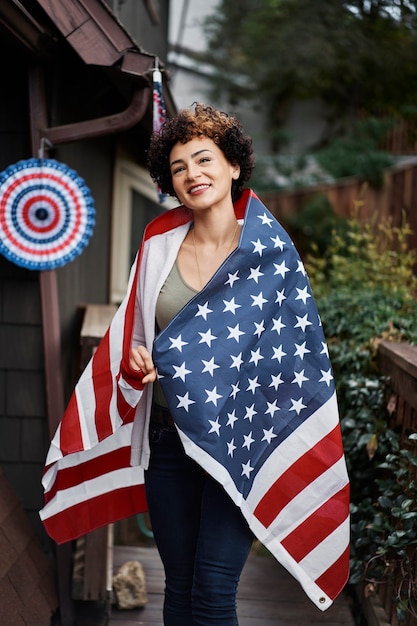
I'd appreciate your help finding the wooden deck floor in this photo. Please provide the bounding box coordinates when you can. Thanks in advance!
[75,543,356,626]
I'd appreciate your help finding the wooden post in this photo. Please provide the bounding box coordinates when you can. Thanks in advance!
[28,63,75,626]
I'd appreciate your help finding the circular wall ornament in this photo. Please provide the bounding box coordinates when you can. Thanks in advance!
[0,158,95,270]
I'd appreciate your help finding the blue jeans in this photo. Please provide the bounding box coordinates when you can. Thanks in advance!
[145,422,254,626]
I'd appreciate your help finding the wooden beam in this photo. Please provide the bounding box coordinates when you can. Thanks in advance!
[29,63,75,626]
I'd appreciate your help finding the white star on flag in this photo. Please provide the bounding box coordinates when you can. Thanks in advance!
[199,328,217,347]
[247,376,261,394]
[226,410,238,428]
[230,352,244,371]
[271,234,285,250]
[202,357,220,376]
[227,438,237,456]
[270,372,284,390]
[248,265,264,283]
[227,324,245,342]
[208,417,221,435]
[196,302,213,320]
[254,320,265,338]
[223,297,241,314]
[319,369,334,386]
[275,289,286,305]
[290,397,307,415]
[295,286,312,304]
[272,316,286,335]
[251,291,268,310]
[272,345,286,362]
[244,404,257,422]
[292,369,309,388]
[205,386,222,406]
[225,271,240,287]
[265,399,280,417]
[169,334,188,352]
[243,431,255,450]
[176,391,195,411]
[173,362,192,381]
[295,314,312,332]
[249,348,264,366]
[241,460,254,478]
[262,427,277,444]
[258,212,273,227]
[294,342,310,359]
[252,238,267,256]
[273,261,290,278]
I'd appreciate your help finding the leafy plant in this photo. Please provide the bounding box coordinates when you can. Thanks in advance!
[314,118,394,189]
[285,193,348,257]
[306,211,417,620]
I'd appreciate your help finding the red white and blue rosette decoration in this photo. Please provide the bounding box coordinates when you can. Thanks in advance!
[0,158,95,270]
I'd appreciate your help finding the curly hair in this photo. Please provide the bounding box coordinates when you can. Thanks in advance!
[147,103,255,202]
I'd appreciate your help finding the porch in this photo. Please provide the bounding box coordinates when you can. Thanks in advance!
[74,542,356,626]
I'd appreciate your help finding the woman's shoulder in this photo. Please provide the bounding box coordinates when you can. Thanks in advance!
[143,205,192,241]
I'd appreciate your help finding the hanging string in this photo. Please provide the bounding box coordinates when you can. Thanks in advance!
[38,137,53,161]
[152,58,167,203]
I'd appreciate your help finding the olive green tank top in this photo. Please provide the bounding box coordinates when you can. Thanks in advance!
[153,260,198,407]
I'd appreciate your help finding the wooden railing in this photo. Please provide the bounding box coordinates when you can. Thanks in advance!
[359,341,417,626]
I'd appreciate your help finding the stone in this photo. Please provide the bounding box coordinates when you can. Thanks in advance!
[112,560,148,609]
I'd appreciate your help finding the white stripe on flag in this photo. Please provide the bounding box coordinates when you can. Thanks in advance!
[40,466,144,521]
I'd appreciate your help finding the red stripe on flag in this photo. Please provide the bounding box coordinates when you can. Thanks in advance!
[44,446,133,504]
[281,483,350,562]
[92,331,114,440]
[43,483,147,544]
[254,424,344,527]
[116,383,136,424]
[143,205,192,242]
[59,393,84,455]
[315,545,350,600]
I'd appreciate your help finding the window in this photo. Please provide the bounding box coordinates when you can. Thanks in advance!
[110,157,177,303]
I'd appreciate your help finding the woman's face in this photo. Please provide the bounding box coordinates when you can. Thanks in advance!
[169,136,240,211]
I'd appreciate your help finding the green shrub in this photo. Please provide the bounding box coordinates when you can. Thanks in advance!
[286,193,348,257]
[306,213,417,620]
[314,117,395,189]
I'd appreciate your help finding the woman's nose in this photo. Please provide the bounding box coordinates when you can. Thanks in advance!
[185,163,201,180]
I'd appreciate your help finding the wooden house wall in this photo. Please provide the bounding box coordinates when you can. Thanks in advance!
[53,138,115,400]
[0,0,173,545]
[0,33,48,539]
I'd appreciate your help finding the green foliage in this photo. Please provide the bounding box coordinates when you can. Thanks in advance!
[306,213,417,619]
[204,1,417,144]
[286,194,348,257]
[314,118,394,189]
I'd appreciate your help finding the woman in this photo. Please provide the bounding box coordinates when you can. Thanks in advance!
[128,104,256,625]
[125,103,349,623]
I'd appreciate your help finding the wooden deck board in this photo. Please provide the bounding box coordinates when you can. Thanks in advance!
[102,545,355,625]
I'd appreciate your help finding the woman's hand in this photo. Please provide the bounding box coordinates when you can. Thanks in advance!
[129,345,157,384]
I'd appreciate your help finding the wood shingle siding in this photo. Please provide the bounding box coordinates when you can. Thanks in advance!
[0,468,57,625]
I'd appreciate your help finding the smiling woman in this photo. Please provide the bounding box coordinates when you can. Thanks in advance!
[125,103,350,623]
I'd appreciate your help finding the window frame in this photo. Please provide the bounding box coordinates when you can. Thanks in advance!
[110,157,176,303]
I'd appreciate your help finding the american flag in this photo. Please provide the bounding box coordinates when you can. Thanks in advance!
[39,190,349,610]
[153,191,350,610]
[152,64,166,203]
